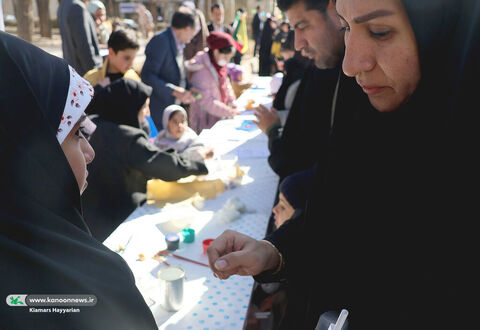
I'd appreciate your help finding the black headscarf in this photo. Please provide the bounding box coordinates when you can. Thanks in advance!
[266,1,480,328]
[86,78,153,129]
[0,32,157,329]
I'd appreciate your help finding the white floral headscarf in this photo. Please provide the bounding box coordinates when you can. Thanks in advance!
[56,66,96,144]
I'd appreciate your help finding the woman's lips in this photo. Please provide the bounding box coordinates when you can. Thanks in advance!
[360,84,386,95]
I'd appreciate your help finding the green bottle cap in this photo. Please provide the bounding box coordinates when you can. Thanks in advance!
[181,228,195,243]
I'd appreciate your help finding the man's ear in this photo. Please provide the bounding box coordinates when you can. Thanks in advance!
[107,47,116,59]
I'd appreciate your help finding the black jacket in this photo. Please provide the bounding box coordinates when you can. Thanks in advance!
[268,65,339,182]
[82,78,208,241]
[82,119,208,241]
[272,52,312,111]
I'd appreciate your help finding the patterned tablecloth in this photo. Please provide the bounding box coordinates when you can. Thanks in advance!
[103,77,278,329]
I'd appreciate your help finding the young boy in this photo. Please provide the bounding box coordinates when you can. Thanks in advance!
[84,28,140,89]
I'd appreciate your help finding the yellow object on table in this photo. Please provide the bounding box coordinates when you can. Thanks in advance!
[146,177,226,203]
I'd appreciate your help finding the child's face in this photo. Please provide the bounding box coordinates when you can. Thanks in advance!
[60,118,95,195]
[272,192,295,228]
[168,111,187,139]
[108,47,138,74]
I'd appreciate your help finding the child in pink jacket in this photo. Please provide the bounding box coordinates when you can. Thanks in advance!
[186,31,240,134]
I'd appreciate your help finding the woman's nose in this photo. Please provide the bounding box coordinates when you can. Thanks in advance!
[82,139,95,165]
[272,204,279,216]
[342,32,376,77]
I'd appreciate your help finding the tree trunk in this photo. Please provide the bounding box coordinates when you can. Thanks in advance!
[148,0,156,32]
[104,0,114,18]
[14,0,35,42]
[36,0,51,38]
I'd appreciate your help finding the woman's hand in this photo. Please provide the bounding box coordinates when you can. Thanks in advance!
[207,230,280,280]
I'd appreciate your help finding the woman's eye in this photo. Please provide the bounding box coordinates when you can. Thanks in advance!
[78,127,90,140]
[370,29,391,38]
[340,25,350,32]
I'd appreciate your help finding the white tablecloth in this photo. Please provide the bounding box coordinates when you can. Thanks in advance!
[103,77,278,329]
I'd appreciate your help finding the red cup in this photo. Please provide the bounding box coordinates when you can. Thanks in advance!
[202,238,214,255]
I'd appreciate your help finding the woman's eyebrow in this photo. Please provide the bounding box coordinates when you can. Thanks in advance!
[354,9,394,24]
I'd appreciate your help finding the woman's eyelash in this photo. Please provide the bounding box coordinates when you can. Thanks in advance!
[370,30,391,37]
[79,126,91,140]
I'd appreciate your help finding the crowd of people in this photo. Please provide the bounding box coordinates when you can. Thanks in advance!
[1,0,480,329]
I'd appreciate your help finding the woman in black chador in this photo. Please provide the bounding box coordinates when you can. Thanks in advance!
[0,32,157,329]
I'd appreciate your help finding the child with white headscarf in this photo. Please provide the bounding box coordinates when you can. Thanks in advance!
[154,105,214,161]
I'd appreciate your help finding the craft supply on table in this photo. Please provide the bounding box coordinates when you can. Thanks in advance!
[213,196,254,224]
[202,238,214,255]
[165,233,180,251]
[115,235,133,254]
[236,120,258,131]
[156,250,210,268]
[158,266,185,312]
[180,228,195,243]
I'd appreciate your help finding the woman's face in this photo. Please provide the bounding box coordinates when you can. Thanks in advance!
[60,118,95,195]
[213,49,234,66]
[272,193,295,228]
[337,0,421,112]
[168,111,187,139]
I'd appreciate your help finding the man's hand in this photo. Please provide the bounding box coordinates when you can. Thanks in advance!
[171,86,196,104]
[253,105,281,134]
[207,230,280,280]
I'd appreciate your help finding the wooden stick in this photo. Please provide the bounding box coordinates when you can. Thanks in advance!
[157,250,210,268]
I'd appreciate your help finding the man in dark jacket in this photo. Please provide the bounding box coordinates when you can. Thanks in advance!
[254,0,344,185]
[141,7,199,131]
[82,78,208,241]
[57,0,103,75]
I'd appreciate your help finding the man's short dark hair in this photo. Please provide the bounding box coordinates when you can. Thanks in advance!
[171,7,196,29]
[277,0,329,13]
[107,28,139,53]
[211,3,223,12]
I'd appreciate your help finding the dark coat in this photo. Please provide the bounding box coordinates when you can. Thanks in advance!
[82,119,208,241]
[82,78,208,241]
[272,51,312,111]
[258,17,274,76]
[268,64,339,182]
[141,27,191,130]
[207,22,233,35]
[0,31,157,329]
[252,13,262,39]
[258,0,480,328]
[57,0,102,75]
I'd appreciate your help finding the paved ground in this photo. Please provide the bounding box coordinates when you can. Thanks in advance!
[5,26,259,82]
